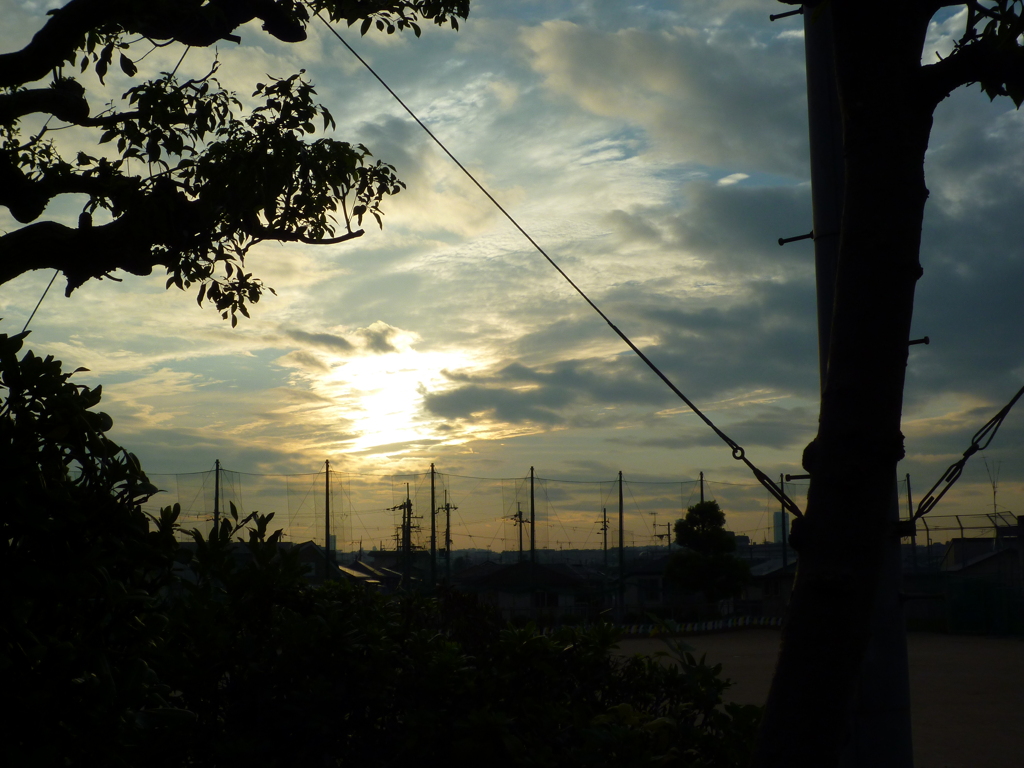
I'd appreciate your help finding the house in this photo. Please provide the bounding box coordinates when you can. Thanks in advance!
[454,560,604,621]
[347,559,399,591]
[740,558,797,618]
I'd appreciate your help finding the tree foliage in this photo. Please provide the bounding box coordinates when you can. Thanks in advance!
[1,336,761,767]
[674,500,735,556]
[0,0,470,324]
[668,501,749,603]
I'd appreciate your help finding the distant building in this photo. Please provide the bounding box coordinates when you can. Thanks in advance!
[454,560,605,622]
[740,559,797,619]
[773,511,790,545]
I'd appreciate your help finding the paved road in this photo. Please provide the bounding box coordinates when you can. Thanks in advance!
[618,630,1024,768]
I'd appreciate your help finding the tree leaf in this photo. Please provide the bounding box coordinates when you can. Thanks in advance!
[119,53,137,77]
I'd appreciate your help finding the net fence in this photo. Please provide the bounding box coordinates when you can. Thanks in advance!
[140,466,1013,555]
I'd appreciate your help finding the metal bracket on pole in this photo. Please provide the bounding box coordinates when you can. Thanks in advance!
[778,231,814,246]
[770,7,804,22]
[909,337,930,346]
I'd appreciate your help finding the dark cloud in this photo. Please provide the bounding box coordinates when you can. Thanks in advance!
[611,405,817,452]
[603,209,662,243]
[284,329,355,353]
[357,322,400,354]
[282,323,405,357]
[350,438,445,456]
[904,93,1024,405]
[423,282,820,430]
[424,382,570,425]
[522,19,809,176]
[280,350,331,373]
[668,181,814,276]
[116,428,298,475]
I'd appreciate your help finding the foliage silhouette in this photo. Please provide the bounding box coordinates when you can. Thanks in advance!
[0,1,469,324]
[1,336,761,767]
[668,501,750,604]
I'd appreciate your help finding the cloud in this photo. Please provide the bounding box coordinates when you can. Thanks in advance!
[357,320,401,353]
[611,405,817,452]
[717,173,750,186]
[521,20,808,175]
[284,329,356,353]
[667,180,813,277]
[279,350,332,373]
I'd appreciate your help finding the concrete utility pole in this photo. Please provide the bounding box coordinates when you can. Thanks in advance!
[515,502,525,562]
[213,459,221,533]
[602,507,609,568]
[430,463,436,586]
[435,490,456,584]
[907,474,917,573]
[798,6,912,766]
[618,471,625,622]
[780,474,788,572]
[529,466,536,564]
[325,459,333,564]
[389,485,416,588]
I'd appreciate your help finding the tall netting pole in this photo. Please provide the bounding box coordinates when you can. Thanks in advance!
[325,460,331,559]
[529,466,536,564]
[213,459,221,532]
[430,463,436,587]
[618,471,624,622]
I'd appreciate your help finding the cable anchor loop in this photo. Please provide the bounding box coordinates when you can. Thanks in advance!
[914,381,1024,520]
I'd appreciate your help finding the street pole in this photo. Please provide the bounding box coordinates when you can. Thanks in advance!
[780,474,788,572]
[212,459,221,534]
[445,490,453,584]
[403,484,411,588]
[517,502,524,562]
[618,471,625,622]
[907,474,917,573]
[602,507,608,569]
[530,466,536,564]
[430,463,437,587]
[325,459,332,566]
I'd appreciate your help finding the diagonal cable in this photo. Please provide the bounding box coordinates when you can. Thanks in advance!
[318,16,802,518]
[914,381,1024,520]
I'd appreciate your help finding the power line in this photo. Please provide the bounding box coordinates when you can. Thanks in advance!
[21,270,59,333]
[316,15,802,520]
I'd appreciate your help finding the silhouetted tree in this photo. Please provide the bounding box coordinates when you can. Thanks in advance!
[1,336,763,767]
[667,501,750,603]
[0,1,469,324]
[674,500,736,556]
[755,3,1024,766]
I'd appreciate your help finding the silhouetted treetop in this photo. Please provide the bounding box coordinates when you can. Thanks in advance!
[0,0,469,324]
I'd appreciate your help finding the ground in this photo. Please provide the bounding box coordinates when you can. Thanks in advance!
[618,631,1024,768]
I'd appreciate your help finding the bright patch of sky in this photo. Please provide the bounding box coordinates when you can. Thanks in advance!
[2,2,1022,548]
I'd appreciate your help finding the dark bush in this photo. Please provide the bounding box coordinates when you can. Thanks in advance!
[1,335,761,767]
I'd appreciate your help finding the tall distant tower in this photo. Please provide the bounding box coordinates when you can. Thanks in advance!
[773,511,788,545]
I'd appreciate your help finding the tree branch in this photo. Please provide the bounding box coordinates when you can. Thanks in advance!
[0,82,90,124]
[0,0,307,88]
[249,224,365,245]
[0,0,119,88]
[0,218,166,292]
[0,177,205,291]
[0,153,140,224]
[920,36,1024,107]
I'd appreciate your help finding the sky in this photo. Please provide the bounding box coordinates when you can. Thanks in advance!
[2,1,1022,550]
